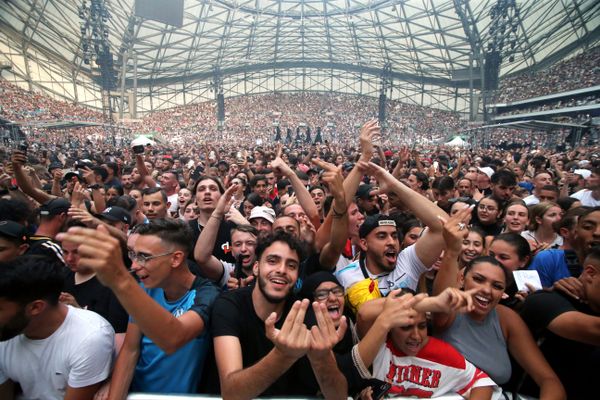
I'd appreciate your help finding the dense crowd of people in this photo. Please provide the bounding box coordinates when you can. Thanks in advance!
[497,45,600,102]
[0,45,599,400]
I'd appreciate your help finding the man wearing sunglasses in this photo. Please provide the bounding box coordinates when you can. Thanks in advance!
[57,219,220,396]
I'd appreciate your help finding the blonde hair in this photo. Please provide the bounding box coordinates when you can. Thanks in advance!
[528,201,560,231]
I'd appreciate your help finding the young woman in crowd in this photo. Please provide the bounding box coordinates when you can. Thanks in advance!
[471,196,503,236]
[502,200,529,234]
[432,207,565,399]
[521,202,564,249]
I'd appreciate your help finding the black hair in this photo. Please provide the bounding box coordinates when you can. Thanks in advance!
[412,171,430,190]
[255,230,306,263]
[0,255,65,305]
[135,219,194,256]
[492,233,532,262]
[0,199,31,225]
[112,195,138,212]
[432,176,454,192]
[106,185,124,196]
[142,187,168,203]
[250,174,267,188]
[491,169,517,186]
[464,255,509,285]
[193,175,225,194]
[556,196,580,212]
[276,178,290,192]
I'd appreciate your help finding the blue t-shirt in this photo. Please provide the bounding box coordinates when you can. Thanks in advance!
[527,249,569,288]
[131,276,220,393]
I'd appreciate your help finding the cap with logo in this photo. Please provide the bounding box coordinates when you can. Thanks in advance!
[359,214,397,238]
[99,206,132,225]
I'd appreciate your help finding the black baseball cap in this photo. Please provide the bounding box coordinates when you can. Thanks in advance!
[98,206,131,225]
[359,214,397,238]
[355,184,375,200]
[0,220,28,243]
[39,198,71,217]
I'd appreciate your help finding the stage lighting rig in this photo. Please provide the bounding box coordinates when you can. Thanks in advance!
[484,0,520,92]
[79,0,117,89]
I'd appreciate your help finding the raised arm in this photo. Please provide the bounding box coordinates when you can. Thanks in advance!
[11,150,55,204]
[313,159,348,270]
[431,206,473,331]
[271,145,320,229]
[194,184,238,281]
[57,226,207,355]
[367,162,449,267]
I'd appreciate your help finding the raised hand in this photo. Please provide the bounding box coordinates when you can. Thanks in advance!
[265,299,312,361]
[308,302,347,360]
[312,158,345,205]
[271,144,294,177]
[379,290,427,330]
[359,119,380,161]
[438,204,473,253]
[10,150,27,168]
[214,183,239,217]
[429,287,475,313]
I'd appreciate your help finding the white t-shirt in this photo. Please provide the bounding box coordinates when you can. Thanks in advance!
[335,244,427,295]
[523,194,540,206]
[167,193,179,213]
[0,306,114,400]
[571,189,600,207]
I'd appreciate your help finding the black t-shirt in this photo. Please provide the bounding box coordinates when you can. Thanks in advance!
[26,235,66,265]
[210,287,319,397]
[188,219,236,264]
[63,272,129,333]
[519,290,599,399]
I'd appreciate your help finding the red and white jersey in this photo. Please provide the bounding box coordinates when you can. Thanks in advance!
[373,337,497,398]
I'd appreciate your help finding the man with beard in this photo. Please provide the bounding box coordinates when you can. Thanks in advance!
[195,182,260,290]
[355,184,380,216]
[335,163,448,312]
[0,256,114,400]
[120,167,135,195]
[211,231,348,398]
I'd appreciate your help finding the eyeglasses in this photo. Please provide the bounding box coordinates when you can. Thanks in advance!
[478,204,497,212]
[128,250,174,266]
[314,286,344,301]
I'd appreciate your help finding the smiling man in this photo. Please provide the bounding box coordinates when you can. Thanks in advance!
[56,219,220,396]
[211,231,348,399]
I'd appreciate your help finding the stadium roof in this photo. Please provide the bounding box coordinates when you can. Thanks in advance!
[1,0,599,113]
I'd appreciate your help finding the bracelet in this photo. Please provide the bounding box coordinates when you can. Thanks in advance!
[351,344,372,379]
[210,214,223,220]
[332,206,347,218]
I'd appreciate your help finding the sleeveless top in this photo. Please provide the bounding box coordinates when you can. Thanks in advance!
[437,308,511,384]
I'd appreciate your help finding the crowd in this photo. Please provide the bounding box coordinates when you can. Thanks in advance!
[0,46,599,399]
[497,46,600,102]
[133,92,467,147]
[1,108,599,399]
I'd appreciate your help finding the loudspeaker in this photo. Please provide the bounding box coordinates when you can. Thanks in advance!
[217,93,225,122]
[378,94,386,123]
[135,0,184,28]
